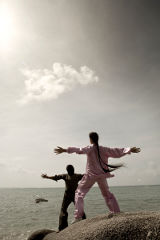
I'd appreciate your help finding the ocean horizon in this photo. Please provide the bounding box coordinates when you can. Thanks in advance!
[1,183,160,188]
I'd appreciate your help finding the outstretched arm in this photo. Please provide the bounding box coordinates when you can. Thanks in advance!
[41,174,57,181]
[104,146,140,158]
[41,173,66,181]
[54,146,91,155]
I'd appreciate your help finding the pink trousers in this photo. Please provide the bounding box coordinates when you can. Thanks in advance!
[74,174,120,219]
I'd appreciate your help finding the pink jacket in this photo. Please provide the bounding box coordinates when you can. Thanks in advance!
[67,145,131,178]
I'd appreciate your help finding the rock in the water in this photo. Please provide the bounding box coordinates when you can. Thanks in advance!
[43,211,160,240]
[35,198,48,203]
[27,229,56,240]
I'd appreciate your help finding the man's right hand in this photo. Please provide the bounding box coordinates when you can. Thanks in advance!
[41,173,48,178]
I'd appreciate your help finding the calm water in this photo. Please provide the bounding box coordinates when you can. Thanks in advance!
[0,185,160,240]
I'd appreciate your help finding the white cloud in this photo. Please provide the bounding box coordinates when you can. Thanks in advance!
[19,63,99,104]
[144,161,160,177]
[130,160,160,183]
[0,162,7,169]
[0,161,36,175]
[13,166,36,175]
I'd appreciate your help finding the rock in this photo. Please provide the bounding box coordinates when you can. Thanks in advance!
[35,198,48,203]
[27,229,56,240]
[28,211,160,240]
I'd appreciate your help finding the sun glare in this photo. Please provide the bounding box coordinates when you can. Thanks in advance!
[0,3,16,50]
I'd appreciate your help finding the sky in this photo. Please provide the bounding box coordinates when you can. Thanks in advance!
[0,0,160,188]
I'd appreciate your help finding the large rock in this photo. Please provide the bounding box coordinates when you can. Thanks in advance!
[27,229,56,240]
[28,211,160,240]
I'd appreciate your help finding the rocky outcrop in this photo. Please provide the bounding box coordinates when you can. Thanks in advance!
[27,229,56,240]
[35,198,48,203]
[28,211,160,240]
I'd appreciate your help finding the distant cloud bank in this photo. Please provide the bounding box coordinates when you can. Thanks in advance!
[0,161,36,175]
[19,63,99,104]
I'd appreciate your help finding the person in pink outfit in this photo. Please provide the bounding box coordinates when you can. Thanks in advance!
[54,132,140,223]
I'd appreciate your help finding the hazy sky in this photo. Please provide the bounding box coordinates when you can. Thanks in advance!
[0,0,160,187]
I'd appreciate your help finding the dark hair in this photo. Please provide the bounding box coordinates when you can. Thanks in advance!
[66,165,74,176]
[89,132,123,173]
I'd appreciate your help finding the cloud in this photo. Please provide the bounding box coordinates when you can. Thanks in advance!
[13,166,36,175]
[0,162,7,169]
[0,161,36,175]
[129,160,160,183]
[143,161,160,177]
[19,63,99,104]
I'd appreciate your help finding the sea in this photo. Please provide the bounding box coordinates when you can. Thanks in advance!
[0,185,160,240]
